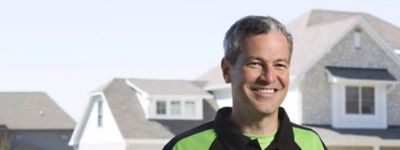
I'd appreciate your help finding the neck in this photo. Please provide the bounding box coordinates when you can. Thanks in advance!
[231,108,279,136]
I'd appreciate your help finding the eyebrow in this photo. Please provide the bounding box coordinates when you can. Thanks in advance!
[245,56,289,63]
[275,59,290,64]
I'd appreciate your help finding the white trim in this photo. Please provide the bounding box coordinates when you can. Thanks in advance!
[149,98,203,120]
[125,79,213,100]
[69,92,123,146]
[395,49,400,55]
[327,73,397,85]
[329,73,389,128]
[125,80,149,97]
[204,84,231,91]
[69,93,102,146]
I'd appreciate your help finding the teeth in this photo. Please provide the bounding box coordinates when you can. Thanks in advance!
[257,89,275,93]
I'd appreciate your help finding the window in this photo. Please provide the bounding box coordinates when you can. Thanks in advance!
[170,101,181,115]
[362,87,374,114]
[184,101,196,116]
[345,86,374,115]
[345,86,359,113]
[156,101,167,115]
[97,100,103,127]
[60,134,69,141]
[92,95,103,128]
[16,134,23,141]
[153,99,201,119]
[354,29,361,49]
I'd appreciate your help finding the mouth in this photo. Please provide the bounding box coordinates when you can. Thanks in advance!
[250,87,279,96]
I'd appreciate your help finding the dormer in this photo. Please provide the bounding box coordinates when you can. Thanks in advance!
[125,79,213,120]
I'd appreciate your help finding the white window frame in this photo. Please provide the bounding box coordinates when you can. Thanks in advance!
[344,86,375,115]
[328,74,389,129]
[184,101,196,116]
[170,101,181,115]
[150,97,203,120]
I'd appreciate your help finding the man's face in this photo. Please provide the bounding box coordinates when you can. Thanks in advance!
[222,31,290,116]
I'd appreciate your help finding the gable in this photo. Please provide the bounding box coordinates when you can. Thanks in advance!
[299,20,400,125]
[288,10,400,82]
[78,93,125,144]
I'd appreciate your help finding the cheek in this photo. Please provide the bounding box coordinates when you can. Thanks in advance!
[278,72,290,87]
[242,69,260,83]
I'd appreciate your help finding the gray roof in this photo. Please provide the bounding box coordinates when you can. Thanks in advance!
[196,66,229,90]
[0,92,76,130]
[304,9,400,49]
[326,66,397,81]
[289,9,400,76]
[128,79,213,97]
[197,9,400,87]
[100,79,218,139]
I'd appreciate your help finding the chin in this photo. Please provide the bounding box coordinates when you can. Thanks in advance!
[252,102,279,115]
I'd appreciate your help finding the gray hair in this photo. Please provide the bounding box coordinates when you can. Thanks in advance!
[223,15,293,64]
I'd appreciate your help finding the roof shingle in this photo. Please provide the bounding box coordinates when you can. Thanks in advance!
[102,79,218,139]
[0,92,76,130]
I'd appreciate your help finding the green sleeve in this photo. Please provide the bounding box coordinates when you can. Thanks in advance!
[172,129,216,150]
[293,127,326,150]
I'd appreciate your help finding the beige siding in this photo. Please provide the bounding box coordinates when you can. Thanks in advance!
[301,28,400,125]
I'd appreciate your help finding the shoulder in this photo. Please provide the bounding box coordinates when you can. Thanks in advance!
[163,121,217,150]
[291,123,327,150]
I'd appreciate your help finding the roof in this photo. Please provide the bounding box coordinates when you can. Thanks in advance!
[105,79,217,139]
[196,66,230,90]
[197,9,400,88]
[127,79,213,97]
[326,66,397,81]
[304,9,400,49]
[71,78,218,142]
[288,9,400,77]
[0,92,76,130]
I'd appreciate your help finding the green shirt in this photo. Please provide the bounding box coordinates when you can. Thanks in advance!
[164,107,327,150]
[245,133,276,149]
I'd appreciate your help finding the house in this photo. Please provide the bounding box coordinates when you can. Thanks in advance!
[69,79,217,150]
[0,92,76,150]
[70,9,400,150]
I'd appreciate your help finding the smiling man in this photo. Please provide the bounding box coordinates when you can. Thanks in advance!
[163,16,327,150]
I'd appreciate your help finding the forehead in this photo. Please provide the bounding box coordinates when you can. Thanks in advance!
[242,32,290,58]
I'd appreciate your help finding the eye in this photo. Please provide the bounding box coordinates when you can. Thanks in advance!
[275,63,288,70]
[247,61,263,68]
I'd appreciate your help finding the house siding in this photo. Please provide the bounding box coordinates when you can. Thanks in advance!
[302,27,400,125]
[78,95,125,150]
[9,130,73,150]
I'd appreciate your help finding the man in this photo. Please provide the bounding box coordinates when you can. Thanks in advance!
[163,16,327,150]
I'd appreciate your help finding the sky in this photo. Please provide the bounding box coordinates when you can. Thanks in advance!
[0,0,399,121]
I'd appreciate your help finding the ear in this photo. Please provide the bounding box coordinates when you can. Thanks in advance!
[221,58,231,83]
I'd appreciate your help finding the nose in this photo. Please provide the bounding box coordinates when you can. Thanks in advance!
[258,67,275,84]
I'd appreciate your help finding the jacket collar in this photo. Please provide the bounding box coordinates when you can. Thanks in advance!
[214,107,299,150]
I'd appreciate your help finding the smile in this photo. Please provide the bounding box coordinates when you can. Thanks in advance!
[250,88,278,94]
